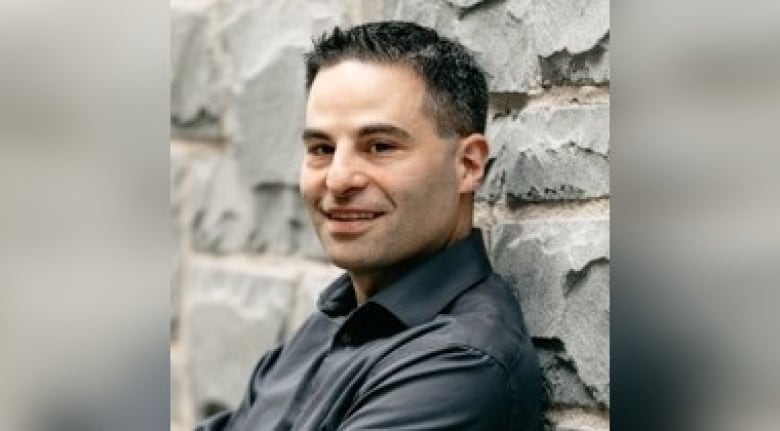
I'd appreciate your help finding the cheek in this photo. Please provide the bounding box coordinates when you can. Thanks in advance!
[299,178,320,213]
[299,169,322,200]
[422,160,459,193]
[394,170,457,211]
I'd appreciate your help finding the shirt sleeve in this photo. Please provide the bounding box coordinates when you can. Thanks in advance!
[337,345,534,431]
[193,344,284,431]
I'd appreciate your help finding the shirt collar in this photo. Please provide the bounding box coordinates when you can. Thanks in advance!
[317,228,493,328]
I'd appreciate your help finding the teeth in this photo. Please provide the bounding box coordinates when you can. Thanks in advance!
[330,212,377,220]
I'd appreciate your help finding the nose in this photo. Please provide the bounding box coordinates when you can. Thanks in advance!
[325,146,368,196]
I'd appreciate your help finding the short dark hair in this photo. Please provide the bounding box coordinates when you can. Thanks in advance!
[304,21,488,137]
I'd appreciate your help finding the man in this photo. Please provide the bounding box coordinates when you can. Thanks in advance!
[197,21,541,431]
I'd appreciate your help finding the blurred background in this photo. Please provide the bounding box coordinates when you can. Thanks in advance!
[170,1,610,430]
[0,1,169,430]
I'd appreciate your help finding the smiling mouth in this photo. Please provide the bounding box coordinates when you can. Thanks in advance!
[326,212,382,221]
[322,210,385,234]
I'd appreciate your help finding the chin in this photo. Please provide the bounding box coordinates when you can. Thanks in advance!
[324,247,386,273]
[326,253,371,271]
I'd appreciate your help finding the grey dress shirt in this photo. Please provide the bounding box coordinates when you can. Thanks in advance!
[196,229,541,430]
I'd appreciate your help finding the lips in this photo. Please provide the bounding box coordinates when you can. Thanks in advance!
[322,208,385,235]
[327,211,381,221]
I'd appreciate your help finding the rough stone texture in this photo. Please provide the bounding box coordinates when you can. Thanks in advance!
[284,264,343,339]
[505,0,609,56]
[537,345,600,407]
[173,0,343,260]
[540,34,610,87]
[229,44,307,187]
[170,349,187,427]
[445,0,487,11]
[248,185,324,258]
[172,0,351,177]
[391,0,459,40]
[172,246,182,338]
[186,151,323,257]
[393,0,530,92]
[451,1,538,93]
[190,154,255,254]
[171,148,187,338]
[478,104,609,203]
[186,260,298,419]
[171,0,226,139]
[393,0,610,92]
[544,407,610,431]
[216,0,348,187]
[491,219,610,407]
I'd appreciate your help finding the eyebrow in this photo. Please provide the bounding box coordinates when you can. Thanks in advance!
[357,123,411,139]
[302,123,411,141]
[302,128,331,141]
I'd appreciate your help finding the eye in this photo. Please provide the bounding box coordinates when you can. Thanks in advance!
[369,141,396,154]
[307,143,335,156]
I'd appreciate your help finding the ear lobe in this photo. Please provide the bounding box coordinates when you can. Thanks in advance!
[456,133,490,193]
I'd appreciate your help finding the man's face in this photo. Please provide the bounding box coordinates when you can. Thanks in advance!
[300,60,469,275]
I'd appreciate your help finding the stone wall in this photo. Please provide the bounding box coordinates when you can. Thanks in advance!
[170,0,609,430]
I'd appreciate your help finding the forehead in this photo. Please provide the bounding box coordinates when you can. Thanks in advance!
[305,60,430,130]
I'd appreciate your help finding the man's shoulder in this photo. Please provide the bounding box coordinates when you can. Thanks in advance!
[380,272,536,374]
[444,272,533,363]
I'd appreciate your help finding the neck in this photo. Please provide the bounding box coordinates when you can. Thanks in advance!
[350,210,474,305]
[350,273,382,305]
[349,261,415,305]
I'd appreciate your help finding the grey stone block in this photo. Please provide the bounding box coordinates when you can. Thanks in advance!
[229,44,307,187]
[393,0,458,32]
[171,149,188,338]
[216,0,347,187]
[540,34,610,87]
[445,0,487,11]
[247,184,324,258]
[546,420,609,431]
[309,0,351,36]
[393,0,533,92]
[188,153,324,257]
[285,265,343,339]
[170,349,187,426]
[537,345,599,407]
[191,155,255,254]
[491,219,609,407]
[506,0,609,56]
[478,104,609,203]
[171,0,226,139]
[393,0,609,92]
[186,261,298,416]
[172,253,182,340]
[452,1,539,93]
[171,148,189,225]
[171,0,351,175]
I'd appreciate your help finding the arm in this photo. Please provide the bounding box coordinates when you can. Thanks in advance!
[194,344,284,431]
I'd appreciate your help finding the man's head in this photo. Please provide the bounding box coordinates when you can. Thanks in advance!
[300,22,490,296]
[305,21,488,138]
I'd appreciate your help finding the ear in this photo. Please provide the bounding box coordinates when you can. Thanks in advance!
[455,133,490,194]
